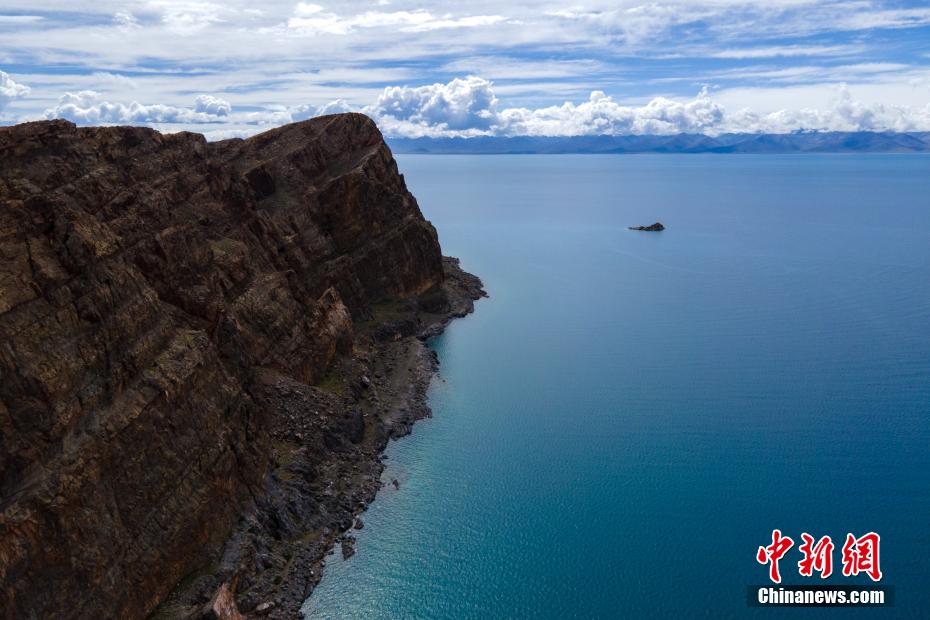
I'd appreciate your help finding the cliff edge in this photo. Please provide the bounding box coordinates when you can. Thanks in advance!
[0,115,483,619]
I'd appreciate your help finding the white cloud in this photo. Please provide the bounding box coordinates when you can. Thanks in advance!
[294,3,325,18]
[40,90,359,130]
[541,1,930,46]
[834,7,930,31]
[440,57,610,81]
[199,127,262,140]
[366,76,499,131]
[36,76,930,137]
[0,70,29,112]
[353,77,728,137]
[290,98,354,121]
[706,62,910,84]
[494,87,726,137]
[150,1,225,35]
[113,11,140,30]
[406,14,506,31]
[710,45,858,59]
[193,93,231,116]
[4,0,930,130]
[356,76,930,137]
[729,85,930,133]
[45,91,233,124]
[29,74,930,137]
[91,71,139,90]
[544,4,691,45]
[0,15,43,24]
[285,6,506,35]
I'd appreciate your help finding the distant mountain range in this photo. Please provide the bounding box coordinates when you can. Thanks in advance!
[388,132,930,154]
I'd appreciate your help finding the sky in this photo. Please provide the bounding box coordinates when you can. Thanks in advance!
[1,0,930,138]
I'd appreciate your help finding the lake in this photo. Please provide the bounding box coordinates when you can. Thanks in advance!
[305,154,930,618]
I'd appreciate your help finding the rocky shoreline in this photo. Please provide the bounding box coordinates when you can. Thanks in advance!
[159,257,485,619]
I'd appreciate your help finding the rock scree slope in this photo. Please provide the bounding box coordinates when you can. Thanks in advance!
[0,114,484,619]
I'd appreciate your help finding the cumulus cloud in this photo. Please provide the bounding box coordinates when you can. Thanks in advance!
[366,76,499,132]
[45,91,233,124]
[290,98,354,121]
[358,77,727,137]
[36,76,930,138]
[41,91,358,130]
[355,77,930,137]
[347,77,728,137]
[193,94,231,116]
[0,71,30,112]
[730,85,930,133]
[495,87,726,136]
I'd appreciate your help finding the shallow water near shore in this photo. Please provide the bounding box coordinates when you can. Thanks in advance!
[304,154,930,618]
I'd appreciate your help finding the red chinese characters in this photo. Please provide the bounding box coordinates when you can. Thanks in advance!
[758,529,883,582]
[841,532,882,582]
[757,529,794,583]
[798,533,834,578]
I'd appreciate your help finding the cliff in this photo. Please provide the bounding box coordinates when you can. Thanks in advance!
[0,115,483,619]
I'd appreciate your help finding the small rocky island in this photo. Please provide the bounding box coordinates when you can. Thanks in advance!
[0,114,484,619]
[629,222,665,231]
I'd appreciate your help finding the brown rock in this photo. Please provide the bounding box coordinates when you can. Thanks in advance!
[628,222,665,231]
[202,583,244,620]
[341,537,356,560]
[0,114,445,619]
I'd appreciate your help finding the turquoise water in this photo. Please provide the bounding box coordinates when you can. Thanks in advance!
[305,155,930,618]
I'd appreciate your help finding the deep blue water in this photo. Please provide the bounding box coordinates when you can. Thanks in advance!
[305,155,930,618]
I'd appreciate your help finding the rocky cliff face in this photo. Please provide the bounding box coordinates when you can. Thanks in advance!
[0,115,479,619]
